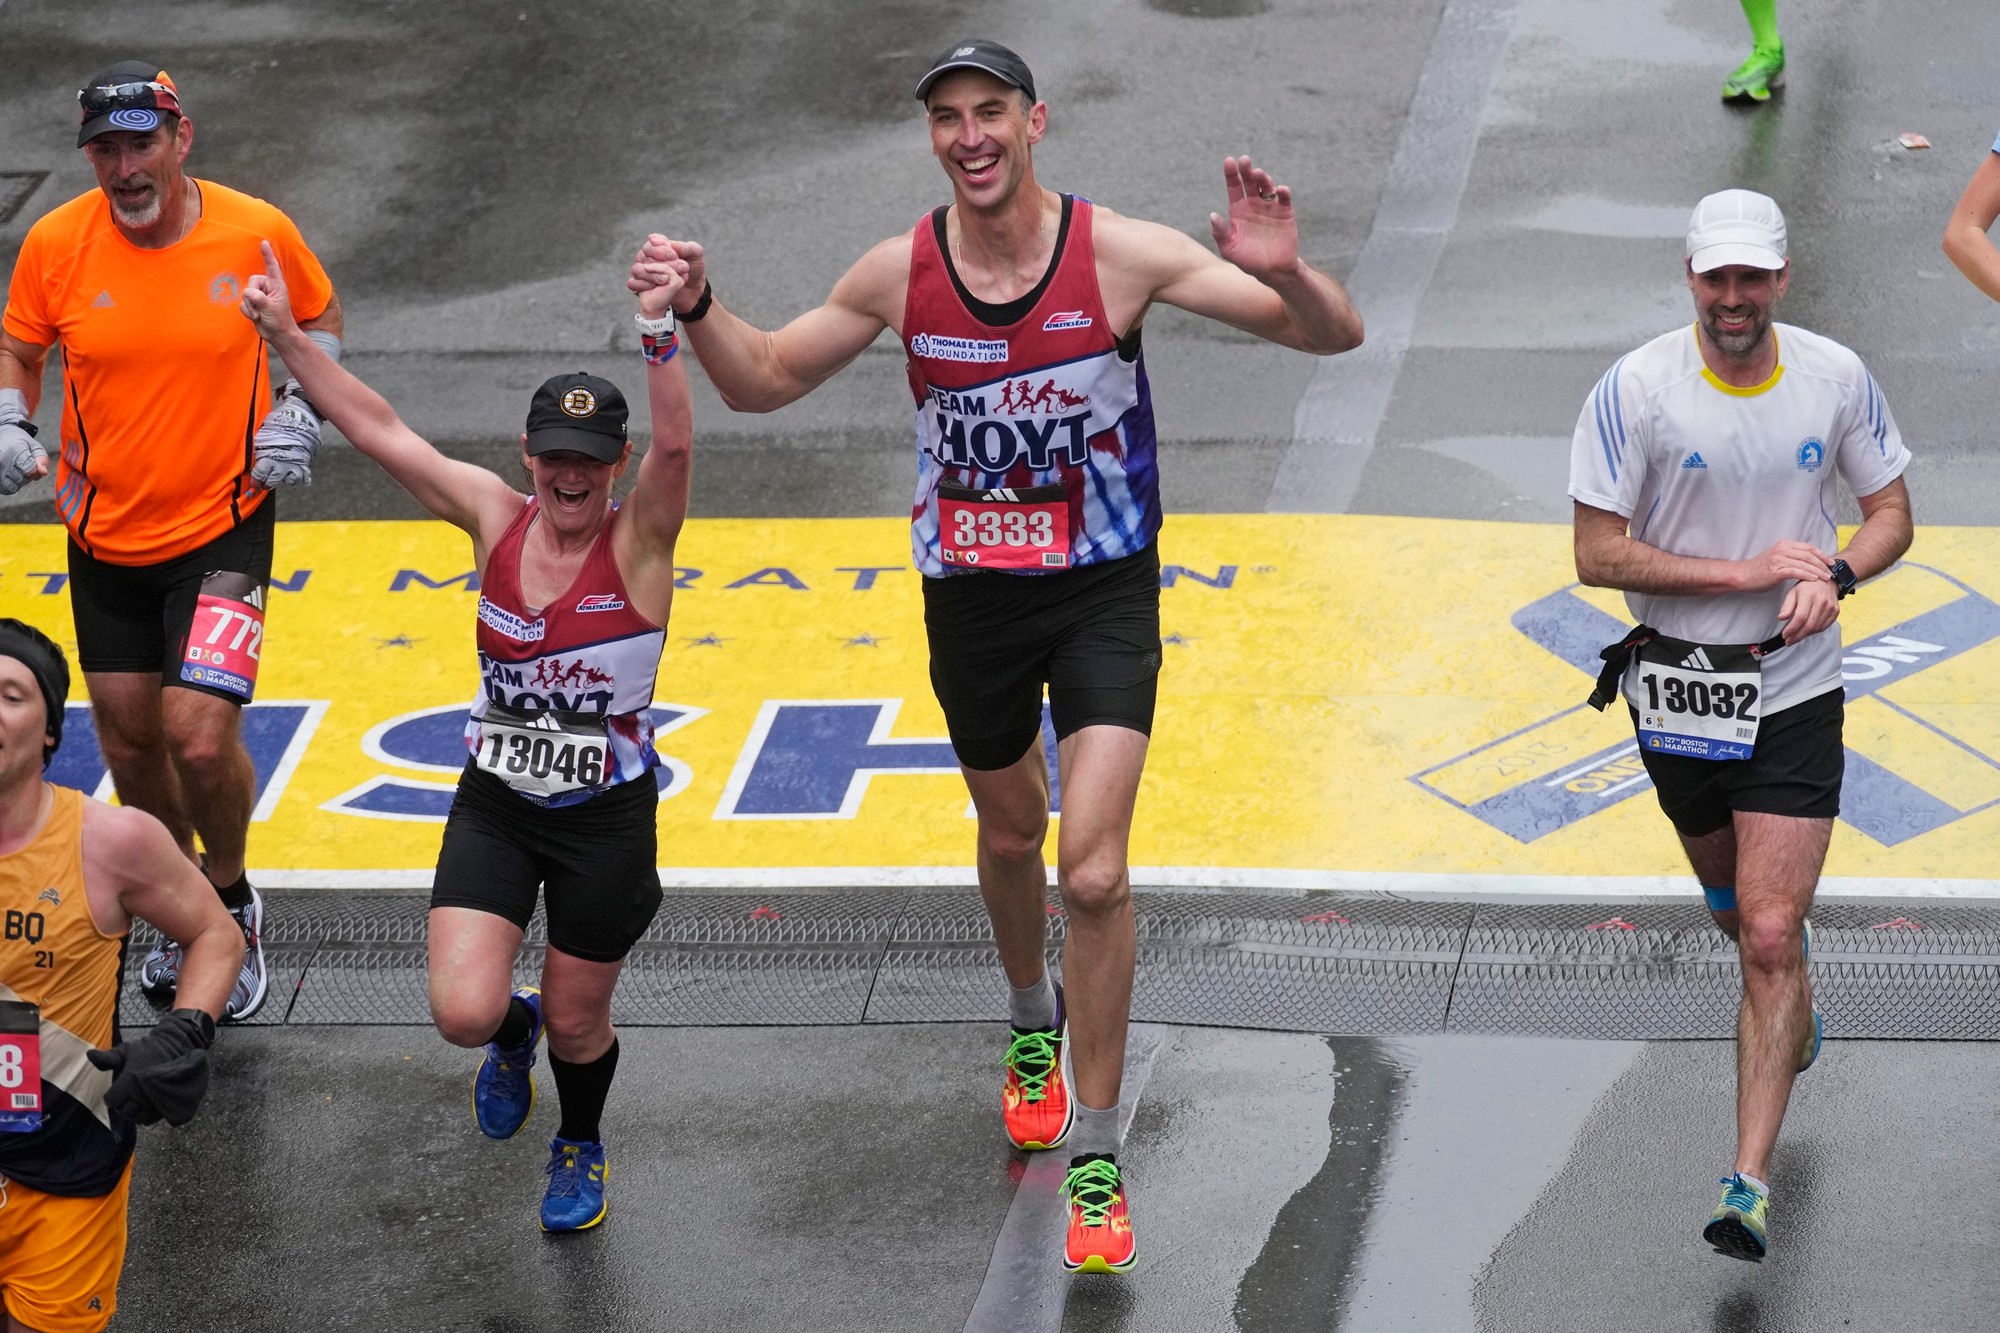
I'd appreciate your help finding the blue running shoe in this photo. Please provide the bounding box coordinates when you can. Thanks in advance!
[1798,921,1823,1072]
[472,988,543,1140]
[541,1136,609,1232]
[1703,1173,1770,1261]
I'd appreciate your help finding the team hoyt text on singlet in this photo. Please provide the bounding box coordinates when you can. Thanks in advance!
[2,180,334,564]
[902,195,1162,578]
[467,499,667,807]
[0,786,134,1197]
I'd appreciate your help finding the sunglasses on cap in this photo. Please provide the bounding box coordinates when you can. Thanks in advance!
[78,80,181,120]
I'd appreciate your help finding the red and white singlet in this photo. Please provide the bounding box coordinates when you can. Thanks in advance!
[464,499,665,807]
[902,195,1162,578]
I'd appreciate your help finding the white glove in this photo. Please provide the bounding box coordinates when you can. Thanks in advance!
[250,382,320,488]
[0,389,45,497]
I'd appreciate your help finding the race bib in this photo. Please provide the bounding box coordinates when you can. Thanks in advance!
[475,706,612,800]
[179,570,266,701]
[0,1000,42,1133]
[1627,636,1769,761]
[938,482,1070,570]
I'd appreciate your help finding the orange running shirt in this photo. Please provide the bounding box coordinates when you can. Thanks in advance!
[2,180,332,564]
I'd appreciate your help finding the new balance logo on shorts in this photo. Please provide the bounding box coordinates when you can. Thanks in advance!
[1680,647,1716,670]
[1682,452,1708,469]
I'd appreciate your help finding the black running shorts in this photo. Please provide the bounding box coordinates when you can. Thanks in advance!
[922,545,1162,772]
[66,497,275,702]
[431,763,664,963]
[1634,687,1844,838]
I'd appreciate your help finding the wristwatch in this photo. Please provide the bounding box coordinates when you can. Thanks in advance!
[634,309,676,337]
[1829,558,1857,599]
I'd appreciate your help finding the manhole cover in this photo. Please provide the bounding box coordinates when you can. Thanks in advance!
[0,172,49,225]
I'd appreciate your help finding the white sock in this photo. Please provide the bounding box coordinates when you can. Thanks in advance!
[1008,972,1058,1031]
[1736,1171,1769,1196]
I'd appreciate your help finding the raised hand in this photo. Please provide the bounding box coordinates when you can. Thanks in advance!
[1209,155,1300,284]
[625,234,706,314]
[239,240,298,342]
[628,234,690,319]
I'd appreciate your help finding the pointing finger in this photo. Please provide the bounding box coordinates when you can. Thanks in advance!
[259,239,283,286]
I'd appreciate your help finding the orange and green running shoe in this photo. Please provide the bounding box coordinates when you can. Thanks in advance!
[1062,1154,1137,1273]
[1001,985,1072,1150]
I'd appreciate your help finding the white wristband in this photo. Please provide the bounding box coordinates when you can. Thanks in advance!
[634,310,676,337]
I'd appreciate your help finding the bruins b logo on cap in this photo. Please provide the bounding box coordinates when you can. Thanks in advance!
[560,387,599,419]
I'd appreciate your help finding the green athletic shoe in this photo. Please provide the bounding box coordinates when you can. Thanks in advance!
[1722,46,1785,102]
[1703,1173,1770,1261]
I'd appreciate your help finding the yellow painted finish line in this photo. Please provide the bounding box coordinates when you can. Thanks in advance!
[4,516,1999,887]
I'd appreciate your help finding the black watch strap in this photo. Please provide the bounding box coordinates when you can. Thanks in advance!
[680,280,714,323]
[169,1008,218,1047]
[1830,558,1857,599]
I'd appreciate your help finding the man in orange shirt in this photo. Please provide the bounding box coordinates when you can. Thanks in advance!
[0,62,342,1021]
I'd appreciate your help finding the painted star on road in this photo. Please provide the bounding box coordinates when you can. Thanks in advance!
[684,634,730,647]
[375,635,421,649]
[843,633,886,648]
[1161,633,1195,647]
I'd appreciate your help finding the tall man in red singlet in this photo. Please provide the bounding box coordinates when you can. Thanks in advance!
[647,41,1362,1272]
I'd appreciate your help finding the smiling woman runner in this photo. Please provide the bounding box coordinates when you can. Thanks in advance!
[240,238,694,1232]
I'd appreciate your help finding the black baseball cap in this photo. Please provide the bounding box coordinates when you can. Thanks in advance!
[77,60,182,148]
[914,39,1036,104]
[524,372,629,463]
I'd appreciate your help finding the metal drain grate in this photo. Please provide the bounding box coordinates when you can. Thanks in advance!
[107,889,2000,1038]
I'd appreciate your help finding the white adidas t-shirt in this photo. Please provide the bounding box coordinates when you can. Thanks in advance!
[1569,323,1911,715]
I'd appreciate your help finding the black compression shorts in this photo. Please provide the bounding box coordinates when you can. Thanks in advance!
[1634,687,1844,838]
[431,762,663,963]
[922,545,1162,772]
[66,497,275,703]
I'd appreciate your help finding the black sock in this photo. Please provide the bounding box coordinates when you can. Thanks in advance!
[486,996,534,1051]
[550,1038,620,1144]
[206,867,253,912]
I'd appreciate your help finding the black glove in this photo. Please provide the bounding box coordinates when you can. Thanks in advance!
[85,1009,216,1127]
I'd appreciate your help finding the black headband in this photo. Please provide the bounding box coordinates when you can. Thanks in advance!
[0,622,69,767]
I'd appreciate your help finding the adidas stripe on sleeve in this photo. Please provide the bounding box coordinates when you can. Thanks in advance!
[1568,353,1649,516]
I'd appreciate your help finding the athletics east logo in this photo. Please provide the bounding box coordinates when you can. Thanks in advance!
[575,594,626,613]
[1042,310,1092,332]
[910,332,1009,364]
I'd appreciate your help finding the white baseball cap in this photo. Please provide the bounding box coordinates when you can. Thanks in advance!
[1686,189,1787,273]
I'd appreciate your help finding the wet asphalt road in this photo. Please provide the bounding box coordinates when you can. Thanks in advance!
[114,1026,2000,1332]
[8,0,2000,1329]
[6,0,1991,525]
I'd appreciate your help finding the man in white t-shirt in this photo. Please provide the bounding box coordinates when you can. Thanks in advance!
[1568,189,1913,1264]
